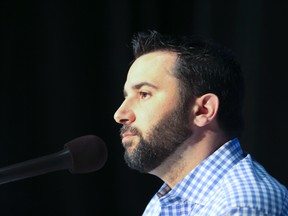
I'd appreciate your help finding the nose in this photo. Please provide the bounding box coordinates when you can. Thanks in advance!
[114,101,135,125]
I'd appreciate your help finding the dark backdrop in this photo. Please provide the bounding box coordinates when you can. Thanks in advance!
[0,0,287,215]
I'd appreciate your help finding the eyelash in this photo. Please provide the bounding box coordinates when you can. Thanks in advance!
[139,91,151,99]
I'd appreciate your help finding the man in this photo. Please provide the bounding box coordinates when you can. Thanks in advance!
[114,30,288,215]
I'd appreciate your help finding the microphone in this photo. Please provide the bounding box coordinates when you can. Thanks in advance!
[0,135,108,185]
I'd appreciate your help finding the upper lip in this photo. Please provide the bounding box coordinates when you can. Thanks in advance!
[121,132,135,138]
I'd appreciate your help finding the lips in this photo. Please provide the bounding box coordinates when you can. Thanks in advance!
[121,132,135,143]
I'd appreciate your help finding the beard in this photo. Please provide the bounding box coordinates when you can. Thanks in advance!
[120,101,192,173]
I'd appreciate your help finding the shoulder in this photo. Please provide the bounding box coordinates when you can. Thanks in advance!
[220,154,288,215]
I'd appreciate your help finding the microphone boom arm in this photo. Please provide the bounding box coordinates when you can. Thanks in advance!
[0,149,71,185]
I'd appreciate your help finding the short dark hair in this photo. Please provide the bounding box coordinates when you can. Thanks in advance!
[131,30,244,138]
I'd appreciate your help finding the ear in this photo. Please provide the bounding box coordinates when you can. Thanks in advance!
[193,93,219,127]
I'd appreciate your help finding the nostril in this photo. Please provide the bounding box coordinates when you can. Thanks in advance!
[119,118,129,124]
[114,112,132,125]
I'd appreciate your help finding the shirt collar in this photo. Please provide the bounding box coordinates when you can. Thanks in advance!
[157,138,244,206]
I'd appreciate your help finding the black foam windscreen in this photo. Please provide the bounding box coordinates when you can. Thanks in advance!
[65,135,108,173]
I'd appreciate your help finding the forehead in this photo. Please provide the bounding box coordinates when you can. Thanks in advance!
[125,51,178,88]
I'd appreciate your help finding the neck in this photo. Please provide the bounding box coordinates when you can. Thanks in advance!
[149,130,229,188]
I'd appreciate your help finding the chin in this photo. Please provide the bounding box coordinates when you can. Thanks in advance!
[123,142,137,154]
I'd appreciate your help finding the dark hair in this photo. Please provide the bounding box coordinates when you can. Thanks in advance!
[131,30,244,138]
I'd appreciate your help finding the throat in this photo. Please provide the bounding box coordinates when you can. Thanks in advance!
[149,151,189,188]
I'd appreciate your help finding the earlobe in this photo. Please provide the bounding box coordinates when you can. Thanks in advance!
[193,93,219,127]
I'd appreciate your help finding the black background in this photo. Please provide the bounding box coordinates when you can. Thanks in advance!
[0,0,287,215]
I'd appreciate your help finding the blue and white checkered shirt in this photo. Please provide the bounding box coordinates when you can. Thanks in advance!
[143,138,288,215]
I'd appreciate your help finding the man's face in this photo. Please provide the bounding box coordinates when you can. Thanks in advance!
[114,51,192,173]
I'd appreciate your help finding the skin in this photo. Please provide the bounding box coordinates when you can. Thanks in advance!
[114,51,228,188]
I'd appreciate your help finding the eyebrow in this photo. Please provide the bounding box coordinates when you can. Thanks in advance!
[123,82,158,97]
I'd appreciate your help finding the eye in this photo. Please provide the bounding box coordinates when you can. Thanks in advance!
[139,91,151,99]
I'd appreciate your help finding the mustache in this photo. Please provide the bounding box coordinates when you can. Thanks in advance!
[120,125,140,137]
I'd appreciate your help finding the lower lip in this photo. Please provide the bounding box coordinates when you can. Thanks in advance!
[122,135,135,143]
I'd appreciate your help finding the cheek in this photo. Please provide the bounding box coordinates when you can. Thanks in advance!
[135,106,170,136]
[133,109,158,138]
[134,93,180,133]
[135,109,156,131]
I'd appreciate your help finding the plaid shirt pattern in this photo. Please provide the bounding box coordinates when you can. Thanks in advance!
[143,138,288,215]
